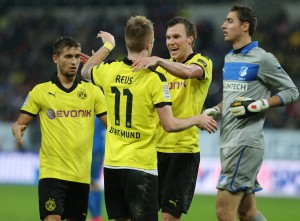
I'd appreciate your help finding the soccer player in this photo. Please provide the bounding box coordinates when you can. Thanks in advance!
[80,15,217,221]
[131,16,212,221]
[203,4,299,221]
[89,117,106,221]
[12,36,107,221]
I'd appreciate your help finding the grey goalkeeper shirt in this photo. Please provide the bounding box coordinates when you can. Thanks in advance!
[220,41,299,149]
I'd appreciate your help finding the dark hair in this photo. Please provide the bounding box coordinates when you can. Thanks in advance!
[124,15,154,52]
[230,4,257,36]
[167,16,197,44]
[53,36,81,56]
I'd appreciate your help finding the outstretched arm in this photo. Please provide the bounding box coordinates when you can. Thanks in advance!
[81,31,115,81]
[12,113,34,145]
[131,56,204,79]
[157,105,218,133]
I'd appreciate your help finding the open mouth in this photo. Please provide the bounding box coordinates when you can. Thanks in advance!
[169,48,179,53]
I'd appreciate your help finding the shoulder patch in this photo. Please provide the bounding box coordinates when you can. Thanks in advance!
[197,59,207,67]
[162,83,171,99]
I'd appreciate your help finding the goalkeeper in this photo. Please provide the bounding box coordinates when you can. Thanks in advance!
[203,4,299,221]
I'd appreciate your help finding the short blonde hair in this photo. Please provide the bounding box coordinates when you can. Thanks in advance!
[124,15,154,52]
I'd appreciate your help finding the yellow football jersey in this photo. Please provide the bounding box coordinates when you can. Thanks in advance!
[156,53,213,153]
[91,58,172,171]
[21,74,107,184]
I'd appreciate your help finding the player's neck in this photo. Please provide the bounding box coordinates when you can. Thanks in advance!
[57,72,76,89]
[232,36,252,50]
[127,50,149,61]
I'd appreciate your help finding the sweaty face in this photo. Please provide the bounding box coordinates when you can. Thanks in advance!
[221,11,244,44]
[53,47,81,77]
[166,23,193,63]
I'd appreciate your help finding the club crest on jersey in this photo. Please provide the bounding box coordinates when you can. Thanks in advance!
[239,66,248,80]
[45,198,56,211]
[77,90,87,100]
[219,175,227,185]
[223,62,258,81]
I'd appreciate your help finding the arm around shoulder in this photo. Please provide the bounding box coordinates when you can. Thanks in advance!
[157,59,204,79]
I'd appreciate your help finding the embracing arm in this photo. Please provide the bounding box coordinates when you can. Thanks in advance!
[156,105,218,133]
[131,56,204,79]
[156,57,204,79]
[12,113,34,145]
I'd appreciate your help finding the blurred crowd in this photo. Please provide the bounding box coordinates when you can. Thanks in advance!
[0,5,299,132]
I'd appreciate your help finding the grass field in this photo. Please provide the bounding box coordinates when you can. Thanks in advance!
[0,184,299,221]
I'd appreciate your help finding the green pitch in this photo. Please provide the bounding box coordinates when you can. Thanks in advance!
[0,184,299,221]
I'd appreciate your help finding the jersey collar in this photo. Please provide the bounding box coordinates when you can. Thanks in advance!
[229,41,258,55]
[50,73,81,92]
[171,52,196,63]
[123,57,133,66]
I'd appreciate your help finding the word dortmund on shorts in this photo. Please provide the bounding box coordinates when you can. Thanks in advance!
[109,126,141,139]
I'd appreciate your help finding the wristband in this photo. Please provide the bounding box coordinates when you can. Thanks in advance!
[103,42,114,51]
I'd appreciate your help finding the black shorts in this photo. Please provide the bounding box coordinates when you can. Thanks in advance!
[104,168,158,221]
[157,152,200,217]
[38,178,89,221]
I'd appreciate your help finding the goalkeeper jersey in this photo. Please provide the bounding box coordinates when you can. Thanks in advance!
[221,41,299,149]
[91,57,172,171]
[155,52,213,153]
[21,73,107,184]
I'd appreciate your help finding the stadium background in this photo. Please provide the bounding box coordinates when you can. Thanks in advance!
[0,0,299,220]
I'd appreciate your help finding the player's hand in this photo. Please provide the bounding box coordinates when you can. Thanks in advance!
[97,31,115,48]
[203,106,220,118]
[80,50,96,65]
[196,114,218,134]
[131,56,160,72]
[230,97,269,119]
[12,122,27,145]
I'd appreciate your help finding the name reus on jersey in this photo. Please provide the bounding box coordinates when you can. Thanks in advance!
[116,75,133,84]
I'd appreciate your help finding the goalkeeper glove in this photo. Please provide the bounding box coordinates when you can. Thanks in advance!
[230,97,269,119]
[203,106,221,118]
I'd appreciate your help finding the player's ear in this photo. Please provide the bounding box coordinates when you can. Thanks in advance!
[241,22,250,33]
[52,54,58,64]
[187,35,194,46]
[146,40,153,50]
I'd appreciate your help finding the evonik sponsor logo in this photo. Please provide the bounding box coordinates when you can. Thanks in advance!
[168,80,187,90]
[47,109,92,119]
